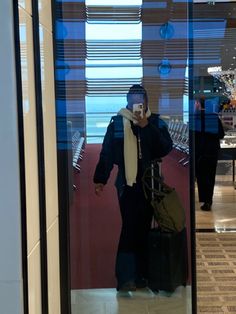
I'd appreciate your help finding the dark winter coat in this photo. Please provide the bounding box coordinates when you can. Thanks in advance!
[192,111,225,158]
[93,113,173,195]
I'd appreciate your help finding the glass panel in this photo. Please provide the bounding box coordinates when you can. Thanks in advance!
[192,1,236,312]
[192,2,236,228]
[54,0,193,313]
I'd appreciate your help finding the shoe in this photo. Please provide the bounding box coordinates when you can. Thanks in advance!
[117,281,136,292]
[200,203,212,211]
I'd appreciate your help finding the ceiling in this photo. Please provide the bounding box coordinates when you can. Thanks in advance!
[142,0,236,110]
[193,1,236,73]
[57,0,236,114]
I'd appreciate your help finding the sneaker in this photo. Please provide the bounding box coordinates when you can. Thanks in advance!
[200,202,212,211]
[118,281,136,292]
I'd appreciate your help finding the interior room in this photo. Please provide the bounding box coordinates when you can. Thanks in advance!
[50,0,236,313]
[15,0,236,313]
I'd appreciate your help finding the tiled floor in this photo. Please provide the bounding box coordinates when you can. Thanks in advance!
[71,286,192,314]
[195,173,236,230]
[196,232,236,313]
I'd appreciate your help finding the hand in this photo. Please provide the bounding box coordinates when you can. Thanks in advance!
[133,109,148,128]
[94,183,104,196]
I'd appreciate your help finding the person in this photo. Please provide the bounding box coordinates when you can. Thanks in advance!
[93,84,173,291]
[193,96,225,211]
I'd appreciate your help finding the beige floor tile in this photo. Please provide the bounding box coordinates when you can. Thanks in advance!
[195,179,236,230]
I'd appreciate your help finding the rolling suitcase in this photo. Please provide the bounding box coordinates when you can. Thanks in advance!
[147,160,188,292]
[148,227,187,292]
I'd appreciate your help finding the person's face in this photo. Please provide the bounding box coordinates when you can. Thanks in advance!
[194,100,202,111]
[127,94,147,111]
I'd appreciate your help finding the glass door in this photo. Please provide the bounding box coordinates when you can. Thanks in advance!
[54,1,195,313]
[192,1,236,312]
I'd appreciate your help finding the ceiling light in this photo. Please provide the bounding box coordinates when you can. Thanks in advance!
[159,22,174,40]
[158,58,171,75]
[233,57,236,59]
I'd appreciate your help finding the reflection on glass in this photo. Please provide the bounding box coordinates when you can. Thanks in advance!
[192,2,236,311]
[158,58,172,75]
[55,0,192,313]
[159,22,174,40]
[85,11,142,142]
[86,0,142,5]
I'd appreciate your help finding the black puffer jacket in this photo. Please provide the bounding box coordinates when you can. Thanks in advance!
[191,111,225,158]
[93,113,173,195]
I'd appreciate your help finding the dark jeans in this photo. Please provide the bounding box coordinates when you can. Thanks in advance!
[195,155,218,204]
[115,184,153,289]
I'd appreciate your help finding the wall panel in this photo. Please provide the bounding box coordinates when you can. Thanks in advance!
[19,7,41,255]
[28,245,42,314]
[47,221,61,314]
[0,0,24,313]
[39,1,61,313]
[19,0,32,14]
[38,0,52,32]
[14,0,61,313]
[39,24,59,229]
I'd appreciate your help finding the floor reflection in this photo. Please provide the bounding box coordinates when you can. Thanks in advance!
[71,286,191,314]
[195,164,236,313]
[196,172,236,231]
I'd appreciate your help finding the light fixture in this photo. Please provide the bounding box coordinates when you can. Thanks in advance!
[159,22,174,40]
[208,68,236,99]
[158,58,171,75]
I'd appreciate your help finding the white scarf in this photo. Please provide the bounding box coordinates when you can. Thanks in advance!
[118,107,151,186]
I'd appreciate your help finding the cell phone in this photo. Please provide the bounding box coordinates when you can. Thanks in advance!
[133,103,143,118]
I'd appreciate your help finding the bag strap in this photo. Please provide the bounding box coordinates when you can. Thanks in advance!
[142,165,181,232]
[142,165,172,200]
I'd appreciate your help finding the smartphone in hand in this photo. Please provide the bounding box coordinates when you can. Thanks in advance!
[133,103,144,118]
